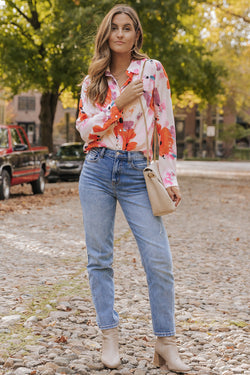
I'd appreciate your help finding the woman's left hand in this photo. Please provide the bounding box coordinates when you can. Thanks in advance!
[166,186,181,207]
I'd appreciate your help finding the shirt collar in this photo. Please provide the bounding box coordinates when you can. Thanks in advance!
[105,59,146,77]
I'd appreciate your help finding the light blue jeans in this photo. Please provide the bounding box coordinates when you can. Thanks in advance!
[79,148,175,336]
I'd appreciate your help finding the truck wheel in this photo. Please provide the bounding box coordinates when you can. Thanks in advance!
[0,170,11,200]
[31,169,45,194]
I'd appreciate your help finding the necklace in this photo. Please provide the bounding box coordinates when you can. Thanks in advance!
[112,68,127,80]
[111,68,128,88]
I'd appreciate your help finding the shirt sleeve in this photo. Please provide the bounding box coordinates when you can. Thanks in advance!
[153,61,178,188]
[76,76,123,143]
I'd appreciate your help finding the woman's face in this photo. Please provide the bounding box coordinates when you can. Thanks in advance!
[108,13,138,56]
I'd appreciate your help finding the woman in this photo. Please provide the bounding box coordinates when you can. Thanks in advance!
[76,4,190,373]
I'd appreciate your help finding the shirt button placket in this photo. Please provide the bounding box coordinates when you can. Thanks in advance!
[115,122,123,150]
[116,140,122,150]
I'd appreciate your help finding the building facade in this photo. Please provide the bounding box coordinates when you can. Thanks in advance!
[175,103,247,159]
[4,91,76,147]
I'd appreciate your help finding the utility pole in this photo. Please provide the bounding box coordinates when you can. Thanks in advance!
[65,112,69,143]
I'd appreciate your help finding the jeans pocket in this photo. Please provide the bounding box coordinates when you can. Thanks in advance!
[130,159,147,171]
[85,148,101,163]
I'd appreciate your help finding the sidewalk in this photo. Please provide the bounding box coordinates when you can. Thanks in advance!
[177,160,250,180]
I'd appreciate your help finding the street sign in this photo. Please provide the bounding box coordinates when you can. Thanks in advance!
[207,126,216,137]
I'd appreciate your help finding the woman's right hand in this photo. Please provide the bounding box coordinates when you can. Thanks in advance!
[115,80,144,110]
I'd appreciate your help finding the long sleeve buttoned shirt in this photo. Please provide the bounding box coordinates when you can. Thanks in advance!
[76,58,178,187]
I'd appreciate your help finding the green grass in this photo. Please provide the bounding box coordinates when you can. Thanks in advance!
[0,230,131,359]
[23,269,90,318]
[177,318,248,331]
[0,326,38,358]
[0,269,90,358]
[229,321,248,328]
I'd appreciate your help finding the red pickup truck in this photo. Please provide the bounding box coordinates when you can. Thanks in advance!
[0,124,50,200]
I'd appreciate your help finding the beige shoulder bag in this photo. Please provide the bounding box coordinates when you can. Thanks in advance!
[139,59,177,216]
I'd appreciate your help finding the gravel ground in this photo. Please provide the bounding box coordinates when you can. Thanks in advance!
[0,176,249,375]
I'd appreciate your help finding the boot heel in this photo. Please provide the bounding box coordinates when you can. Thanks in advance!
[153,351,166,367]
[154,337,191,373]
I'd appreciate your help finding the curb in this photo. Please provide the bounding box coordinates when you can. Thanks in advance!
[177,168,250,180]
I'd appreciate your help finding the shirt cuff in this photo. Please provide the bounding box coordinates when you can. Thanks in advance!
[162,174,178,188]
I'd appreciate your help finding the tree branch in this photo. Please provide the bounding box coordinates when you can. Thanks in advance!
[7,20,45,60]
[215,4,250,24]
[205,1,250,24]
[9,21,35,45]
[27,0,41,29]
[58,87,66,96]
[5,0,32,25]
[5,0,41,29]
[46,0,52,8]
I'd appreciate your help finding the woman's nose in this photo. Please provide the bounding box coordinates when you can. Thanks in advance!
[117,28,123,37]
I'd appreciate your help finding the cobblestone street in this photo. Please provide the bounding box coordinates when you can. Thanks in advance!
[0,175,249,375]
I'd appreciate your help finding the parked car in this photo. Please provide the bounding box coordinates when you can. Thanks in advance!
[0,124,49,200]
[47,142,85,182]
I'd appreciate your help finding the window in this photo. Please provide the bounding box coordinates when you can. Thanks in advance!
[175,119,185,140]
[195,110,202,138]
[58,145,84,158]
[10,129,22,146]
[18,96,36,111]
[0,128,8,148]
[17,122,36,144]
[19,127,29,146]
[195,119,201,138]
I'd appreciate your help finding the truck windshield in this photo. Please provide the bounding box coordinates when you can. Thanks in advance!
[57,145,84,158]
[0,128,8,148]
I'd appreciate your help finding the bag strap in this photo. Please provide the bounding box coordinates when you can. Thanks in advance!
[139,59,157,166]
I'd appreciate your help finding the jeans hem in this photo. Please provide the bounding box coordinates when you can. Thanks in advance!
[154,330,176,337]
[98,323,119,330]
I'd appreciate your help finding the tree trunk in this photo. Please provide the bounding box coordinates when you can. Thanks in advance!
[39,91,59,152]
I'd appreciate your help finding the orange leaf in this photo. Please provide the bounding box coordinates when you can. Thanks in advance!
[55,335,68,343]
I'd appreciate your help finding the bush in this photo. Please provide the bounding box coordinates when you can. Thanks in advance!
[232,147,250,160]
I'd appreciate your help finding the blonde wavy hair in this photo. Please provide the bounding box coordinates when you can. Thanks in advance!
[87,4,147,105]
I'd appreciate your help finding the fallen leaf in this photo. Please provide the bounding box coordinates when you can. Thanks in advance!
[55,335,68,343]
[56,305,72,311]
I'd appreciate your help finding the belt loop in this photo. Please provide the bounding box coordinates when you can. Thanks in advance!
[100,147,106,158]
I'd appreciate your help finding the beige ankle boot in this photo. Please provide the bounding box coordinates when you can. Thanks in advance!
[154,336,191,373]
[101,327,120,369]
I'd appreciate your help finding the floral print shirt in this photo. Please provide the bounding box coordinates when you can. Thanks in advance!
[76,58,178,187]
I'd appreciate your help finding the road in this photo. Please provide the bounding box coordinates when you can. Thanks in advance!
[177,160,250,179]
[0,168,249,375]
